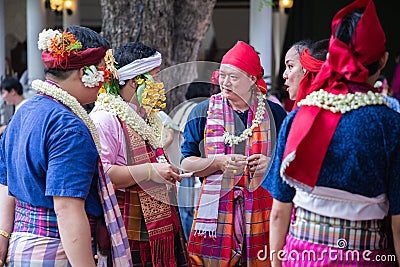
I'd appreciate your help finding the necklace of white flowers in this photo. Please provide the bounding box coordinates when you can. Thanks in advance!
[223,91,265,146]
[32,79,102,154]
[298,89,386,113]
[96,93,164,149]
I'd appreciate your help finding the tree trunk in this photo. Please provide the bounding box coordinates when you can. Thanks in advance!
[100,0,216,112]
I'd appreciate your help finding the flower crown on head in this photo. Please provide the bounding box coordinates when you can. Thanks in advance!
[38,28,110,88]
[38,29,82,63]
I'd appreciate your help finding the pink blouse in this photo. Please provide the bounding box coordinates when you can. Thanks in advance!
[90,107,128,172]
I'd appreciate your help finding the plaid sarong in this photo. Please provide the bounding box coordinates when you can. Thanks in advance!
[7,232,71,266]
[119,120,189,267]
[290,207,387,251]
[189,93,274,266]
[14,199,59,238]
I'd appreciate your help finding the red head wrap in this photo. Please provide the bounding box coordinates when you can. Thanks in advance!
[282,0,386,191]
[292,49,325,110]
[42,47,107,70]
[221,41,268,94]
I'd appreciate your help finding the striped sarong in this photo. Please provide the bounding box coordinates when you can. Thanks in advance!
[7,232,71,266]
[97,160,133,266]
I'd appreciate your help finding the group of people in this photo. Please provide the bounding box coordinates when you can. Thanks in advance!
[0,0,399,267]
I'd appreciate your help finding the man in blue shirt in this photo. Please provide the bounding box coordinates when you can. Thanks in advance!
[0,26,109,266]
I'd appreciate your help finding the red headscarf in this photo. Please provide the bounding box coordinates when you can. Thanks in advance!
[292,49,325,110]
[282,0,386,191]
[42,47,107,70]
[221,41,268,94]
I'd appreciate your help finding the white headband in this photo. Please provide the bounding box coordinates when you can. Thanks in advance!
[117,51,162,85]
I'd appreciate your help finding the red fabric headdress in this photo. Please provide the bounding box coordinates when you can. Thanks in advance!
[221,41,268,94]
[292,49,325,110]
[42,47,107,70]
[282,0,386,191]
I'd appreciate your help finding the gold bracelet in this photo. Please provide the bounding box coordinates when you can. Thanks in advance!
[0,230,10,239]
[147,163,152,181]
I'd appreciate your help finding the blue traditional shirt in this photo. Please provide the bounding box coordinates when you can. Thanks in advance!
[263,105,400,215]
[383,95,400,113]
[0,94,102,216]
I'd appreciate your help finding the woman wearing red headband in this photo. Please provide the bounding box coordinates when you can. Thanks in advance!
[265,0,400,266]
[181,41,287,266]
[282,40,313,109]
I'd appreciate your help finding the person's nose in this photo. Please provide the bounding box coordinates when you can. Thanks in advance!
[221,76,231,87]
[283,69,288,80]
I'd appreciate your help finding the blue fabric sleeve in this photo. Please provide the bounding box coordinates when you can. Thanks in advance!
[181,100,209,159]
[266,100,287,133]
[262,110,296,202]
[0,139,6,185]
[388,136,400,215]
[46,127,98,199]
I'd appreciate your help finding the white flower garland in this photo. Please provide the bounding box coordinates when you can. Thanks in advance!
[298,89,386,113]
[37,29,61,51]
[82,66,105,88]
[223,92,266,146]
[95,93,164,149]
[32,80,101,154]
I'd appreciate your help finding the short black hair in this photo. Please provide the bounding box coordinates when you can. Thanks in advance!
[114,42,157,68]
[1,77,23,95]
[67,25,109,50]
[291,39,314,56]
[309,39,329,61]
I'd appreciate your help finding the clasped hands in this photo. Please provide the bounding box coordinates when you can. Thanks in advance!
[221,153,269,178]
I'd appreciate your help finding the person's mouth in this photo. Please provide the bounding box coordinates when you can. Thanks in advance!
[283,84,289,92]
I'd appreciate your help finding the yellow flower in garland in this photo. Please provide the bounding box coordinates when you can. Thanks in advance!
[98,86,106,94]
[104,49,119,80]
[137,78,144,85]
[136,73,166,113]
[99,49,120,96]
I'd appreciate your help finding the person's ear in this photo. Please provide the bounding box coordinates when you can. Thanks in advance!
[128,78,138,90]
[378,52,389,71]
[79,67,84,78]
